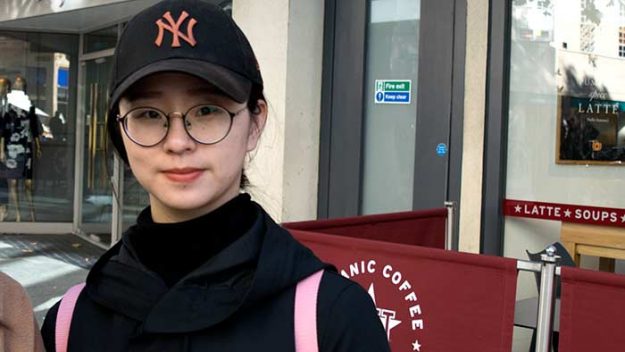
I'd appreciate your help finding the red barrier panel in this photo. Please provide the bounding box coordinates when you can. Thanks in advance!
[284,208,447,249]
[559,267,625,351]
[291,230,518,352]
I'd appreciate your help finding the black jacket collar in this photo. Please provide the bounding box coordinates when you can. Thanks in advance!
[85,203,327,333]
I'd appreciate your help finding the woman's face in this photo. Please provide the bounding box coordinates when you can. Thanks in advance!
[118,72,266,223]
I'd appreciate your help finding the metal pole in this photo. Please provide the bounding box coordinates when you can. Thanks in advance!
[444,201,455,250]
[535,246,560,352]
[516,259,542,273]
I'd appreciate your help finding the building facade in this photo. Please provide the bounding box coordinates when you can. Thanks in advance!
[1,0,625,293]
[3,0,625,349]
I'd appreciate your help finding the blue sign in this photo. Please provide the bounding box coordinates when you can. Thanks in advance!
[375,90,411,104]
[436,143,447,156]
[382,92,410,103]
[57,68,69,88]
[376,91,384,102]
[374,79,411,104]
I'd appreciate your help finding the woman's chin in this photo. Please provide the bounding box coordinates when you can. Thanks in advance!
[151,193,230,219]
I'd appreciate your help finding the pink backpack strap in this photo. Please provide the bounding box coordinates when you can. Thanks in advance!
[55,283,86,352]
[294,270,324,352]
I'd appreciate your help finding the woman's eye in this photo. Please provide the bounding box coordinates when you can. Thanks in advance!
[131,109,161,120]
[197,106,218,116]
[144,110,161,119]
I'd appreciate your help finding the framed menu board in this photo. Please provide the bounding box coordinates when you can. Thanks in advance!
[557,96,625,165]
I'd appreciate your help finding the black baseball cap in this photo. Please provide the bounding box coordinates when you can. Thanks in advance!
[108,0,263,111]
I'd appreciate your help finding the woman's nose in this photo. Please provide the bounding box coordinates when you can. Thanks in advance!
[162,113,196,153]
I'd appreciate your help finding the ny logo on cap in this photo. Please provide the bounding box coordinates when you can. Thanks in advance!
[155,10,197,48]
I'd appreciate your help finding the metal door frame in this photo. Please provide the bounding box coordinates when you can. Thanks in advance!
[480,0,512,256]
[72,26,122,249]
[318,0,466,249]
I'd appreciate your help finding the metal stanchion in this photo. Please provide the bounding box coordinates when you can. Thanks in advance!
[444,201,455,250]
[535,246,560,352]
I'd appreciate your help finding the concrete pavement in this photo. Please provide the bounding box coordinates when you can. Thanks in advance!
[0,233,104,326]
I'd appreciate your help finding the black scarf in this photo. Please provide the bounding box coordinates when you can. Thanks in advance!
[128,193,257,287]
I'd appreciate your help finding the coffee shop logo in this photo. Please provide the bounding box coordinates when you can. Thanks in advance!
[341,259,425,351]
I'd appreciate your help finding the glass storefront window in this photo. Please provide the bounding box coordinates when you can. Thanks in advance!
[506,0,625,244]
[361,0,420,214]
[0,32,78,223]
[84,25,117,54]
[505,1,625,334]
[80,57,114,237]
[79,55,148,243]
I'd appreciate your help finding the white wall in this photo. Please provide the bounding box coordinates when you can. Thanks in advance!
[459,0,489,254]
[233,0,324,222]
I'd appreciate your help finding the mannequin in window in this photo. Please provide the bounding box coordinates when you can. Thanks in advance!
[1,76,42,222]
[0,76,10,222]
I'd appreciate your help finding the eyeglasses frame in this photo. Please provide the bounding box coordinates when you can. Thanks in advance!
[116,103,248,147]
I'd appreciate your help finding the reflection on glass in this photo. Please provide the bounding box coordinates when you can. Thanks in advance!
[506,0,625,208]
[361,0,420,214]
[84,26,118,54]
[80,57,114,240]
[0,32,78,223]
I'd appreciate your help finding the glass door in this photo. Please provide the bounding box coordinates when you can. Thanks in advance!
[77,55,150,246]
[79,56,114,244]
[320,0,461,219]
[361,0,421,214]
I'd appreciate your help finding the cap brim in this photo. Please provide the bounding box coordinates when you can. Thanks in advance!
[109,58,252,108]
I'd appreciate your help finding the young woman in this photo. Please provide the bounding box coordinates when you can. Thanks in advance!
[41,1,390,351]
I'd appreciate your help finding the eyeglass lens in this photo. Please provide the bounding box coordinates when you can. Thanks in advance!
[123,105,233,146]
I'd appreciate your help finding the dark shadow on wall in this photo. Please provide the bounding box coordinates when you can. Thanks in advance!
[562,65,611,100]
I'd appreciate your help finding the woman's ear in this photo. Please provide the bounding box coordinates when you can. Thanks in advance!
[247,99,267,151]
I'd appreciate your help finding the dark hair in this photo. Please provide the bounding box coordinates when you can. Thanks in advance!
[247,84,265,115]
[106,83,266,188]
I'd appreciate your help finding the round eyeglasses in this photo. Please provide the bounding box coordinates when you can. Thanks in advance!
[116,104,247,147]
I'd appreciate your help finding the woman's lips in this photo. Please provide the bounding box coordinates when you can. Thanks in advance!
[162,168,203,183]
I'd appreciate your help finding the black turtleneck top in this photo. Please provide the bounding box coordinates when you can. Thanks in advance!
[128,193,257,287]
[41,192,392,352]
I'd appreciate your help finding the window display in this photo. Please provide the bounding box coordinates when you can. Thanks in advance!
[0,76,43,221]
[0,32,78,222]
